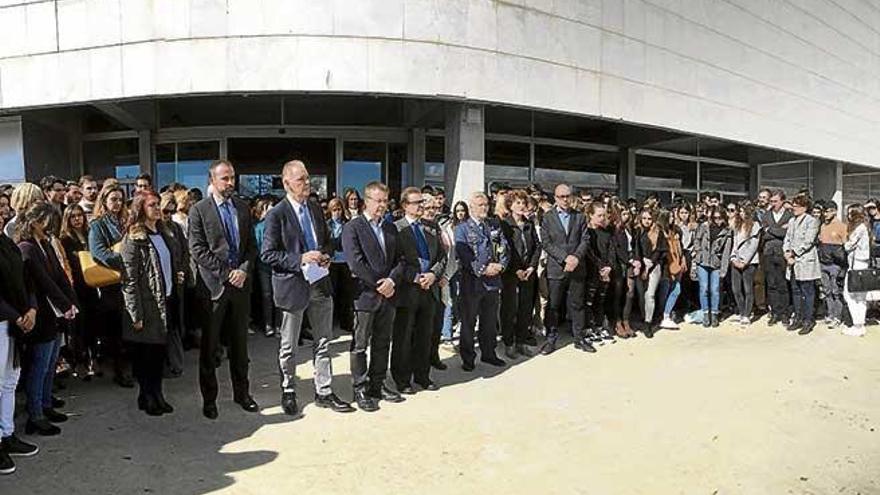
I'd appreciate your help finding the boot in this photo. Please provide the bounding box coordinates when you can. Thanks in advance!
[702,311,712,328]
[711,312,720,328]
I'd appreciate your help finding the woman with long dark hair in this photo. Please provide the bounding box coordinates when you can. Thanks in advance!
[326,197,354,333]
[659,209,686,330]
[0,209,40,473]
[692,206,732,328]
[60,204,99,379]
[252,197,280,337]
[15,203,77,435]
[159,191,190,377]
[343,188,363,220]
[441,201,470,344]
[121,192,186,416]
[88,185,133,387]
[729,201,761,327]
[633,208,668,337]
[608,203,638,338]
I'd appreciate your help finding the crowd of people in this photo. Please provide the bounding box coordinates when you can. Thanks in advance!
[0,160,877,475]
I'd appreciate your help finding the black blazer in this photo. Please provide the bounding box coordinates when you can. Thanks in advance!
[610,227,634,273]
[584,226,613,273]
[634,228,668,273]
[18,239,77,343]
[342,216,414,312]
[540,207,589,280]
[393,217,447,305]
[188,196,257,300]
[500,216,540,277]
[261,198,333,312]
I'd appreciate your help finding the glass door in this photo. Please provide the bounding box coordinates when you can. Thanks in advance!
[227,138,335,199]
[339,141,385,197]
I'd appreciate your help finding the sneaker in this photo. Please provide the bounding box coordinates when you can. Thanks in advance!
[1,435,38,457]
[0,451,14,475]
[264,327,276,338]
[842,325,866,337]
[660,317,679,330]
[827,319,841,329]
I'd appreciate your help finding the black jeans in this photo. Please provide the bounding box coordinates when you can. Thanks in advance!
[131,342,166,400]
[351,300,394,394]
[584,272,609,331]
[546,277,585,338]
[791,279,817,324]
[97,284,130,378]
[730,264,757,318]
[329,262,355,331]
[764,253,790,319]
[199,286,251,404]
[500,274,537,346]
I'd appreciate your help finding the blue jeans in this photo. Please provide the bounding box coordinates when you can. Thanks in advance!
[697,266,721,313]
[27,336,61,419]
[664,278,681,316]
[441,275,459,341]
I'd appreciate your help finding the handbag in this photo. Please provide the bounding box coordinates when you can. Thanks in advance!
[847,258,880,293]
[78,242,123,288]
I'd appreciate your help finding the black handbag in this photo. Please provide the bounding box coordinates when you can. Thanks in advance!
[847,258,880,292]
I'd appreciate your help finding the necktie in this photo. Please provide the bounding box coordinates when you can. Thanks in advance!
[412,221,430,271]
[299,204,318,251]
[219,200,239,266]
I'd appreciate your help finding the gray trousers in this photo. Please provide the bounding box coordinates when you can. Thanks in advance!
[279,287,334,396]
[820,264,844,321]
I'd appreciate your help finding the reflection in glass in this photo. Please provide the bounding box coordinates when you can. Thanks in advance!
[700,163,749,193]
[534,145,617,192]
[341,142,385,196]
[759,161,812,197]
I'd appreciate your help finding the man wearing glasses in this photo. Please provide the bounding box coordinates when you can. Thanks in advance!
[134,174,153,194]
[761,189,793,326]
[342,181,413,412]
[539,184,592,354]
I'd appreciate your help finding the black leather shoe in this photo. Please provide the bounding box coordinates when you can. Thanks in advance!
[787,319,803,332]
[25,419,60,436]
[354,390,379,412]
[372,385,405,403]
[143,396,163,417]
[540,335,558,355]
[0,451,13,475]
[767,314,779,326]
[798,321,815,335]
[397,385,416,395]
[51,396,65,408]
[481,356,506,367]
[113,374,135,389]
[461,362,475,372]
[156,394,174,414]
[574,338,597,353]
[314,393,355,413]
[431,359,447,371]
[203,402,218,420]
[415,380,439,391]
[644,325,655,338]
[42,408,68,423]
[281,392,299,416]
[234,396,259,413]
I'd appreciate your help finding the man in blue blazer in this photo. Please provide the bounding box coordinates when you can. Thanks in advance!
[454,191,509,371]
[342,181,415,412]
[261,160,355,418]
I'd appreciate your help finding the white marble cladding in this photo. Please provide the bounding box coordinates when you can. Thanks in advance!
[0,0,878,166]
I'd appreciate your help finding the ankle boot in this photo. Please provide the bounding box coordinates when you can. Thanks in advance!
[702,311,712,328]
[711,312,720,327]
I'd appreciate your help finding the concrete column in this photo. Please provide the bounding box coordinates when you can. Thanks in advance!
[618,148,635,199]
[138,130,153,175]
[445,103,484,205]
[409,127,426,187]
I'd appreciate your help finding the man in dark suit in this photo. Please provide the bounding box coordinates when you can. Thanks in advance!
[188,159,258,419]
[391,187,447,394]
[261,160,355,418]
[454,191,509,371]
[761,189,793,326]
[540,183,591,355]
[342,181,414,412]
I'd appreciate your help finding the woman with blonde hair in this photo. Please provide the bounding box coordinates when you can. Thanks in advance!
[842,205,872,337]
[327,197,354,333]
[3,183,44,238]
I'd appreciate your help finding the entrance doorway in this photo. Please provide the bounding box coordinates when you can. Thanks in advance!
[227,137,335,198]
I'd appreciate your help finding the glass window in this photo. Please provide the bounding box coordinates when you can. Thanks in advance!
[842,163,880,206]
[486,140,529,189]
[341,141,385,196]
[227,137,336,198]
[156,141,219,193]
[424,136,445,189]
[83,138,140,184]
[534,145,617,193]
[0,118,24,183]
[760,161,812,197]
[700,163,749,193]
[635,155,697,192]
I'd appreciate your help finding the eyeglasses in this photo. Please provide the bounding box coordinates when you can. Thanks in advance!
[727,208,737,212]
[555,194,571,199]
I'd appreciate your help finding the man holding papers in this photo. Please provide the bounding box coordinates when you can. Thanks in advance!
[261,160,355,417]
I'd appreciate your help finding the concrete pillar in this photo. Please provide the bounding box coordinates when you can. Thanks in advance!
[138,130,153,175]
[409,128,426,187]
[445,103,485,205]
[618,148,635,199]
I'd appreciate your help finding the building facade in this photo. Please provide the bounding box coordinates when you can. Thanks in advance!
[1,0,878,203]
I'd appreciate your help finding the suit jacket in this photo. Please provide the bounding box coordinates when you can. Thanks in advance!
[342,215,414,312]
[18,239,77,343]
[393,217,447,305]
[261,198,333,312]
[540,206,589,279]
[500,216,540,279]
[187,195,257,300]
[783,213,821,281]
[761,208,793,256]
[454,217,509,292]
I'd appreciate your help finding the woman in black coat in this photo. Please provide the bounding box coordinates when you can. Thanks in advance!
[633,208,668,337]
[499,190,540,359]
[60,204,100,380]
[121,192,186,416]
[15,203,78,436]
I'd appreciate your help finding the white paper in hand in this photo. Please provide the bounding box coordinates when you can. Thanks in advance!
[302,262,329,284]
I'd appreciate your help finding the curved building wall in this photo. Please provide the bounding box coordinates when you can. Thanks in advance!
[0,0,878,165]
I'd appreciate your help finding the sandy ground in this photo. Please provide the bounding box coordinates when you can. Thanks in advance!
[0,317,878,495]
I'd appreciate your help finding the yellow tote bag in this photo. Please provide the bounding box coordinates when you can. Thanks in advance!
[79,242,123,288]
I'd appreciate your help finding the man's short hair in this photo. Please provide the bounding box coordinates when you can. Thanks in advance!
[282,160,307,178]
[208,159,234,178]
[136,173,152,184]
[364,181,389,198]
[770,189,786,200]
[78,175,96,187]
[39,175,64,191]
[401,186,422,204]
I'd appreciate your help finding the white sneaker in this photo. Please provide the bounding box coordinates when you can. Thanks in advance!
[660,317,679,330]
[842,325,866,337]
